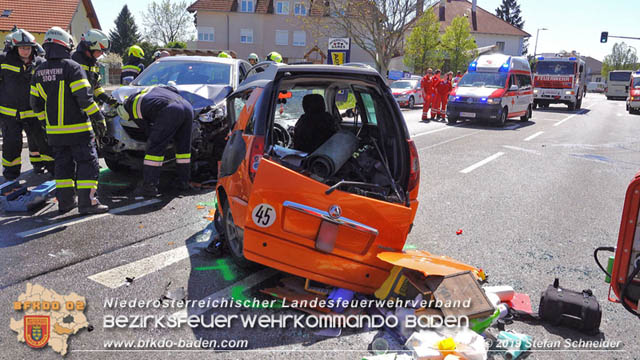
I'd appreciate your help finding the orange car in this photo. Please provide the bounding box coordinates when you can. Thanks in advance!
[215,63,420,294]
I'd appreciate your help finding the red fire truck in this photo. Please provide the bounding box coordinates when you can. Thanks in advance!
[532,53,587,111]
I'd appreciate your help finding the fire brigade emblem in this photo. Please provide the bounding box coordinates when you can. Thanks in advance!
[24,315,50,348]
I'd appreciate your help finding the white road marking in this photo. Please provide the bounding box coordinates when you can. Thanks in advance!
[412,126,451,138]
[16,199,161,238]
[419,131,482,151]
[460,152,505,174]
[171,268,278,320]
[89,242,205,288]
[524,131,544,141]
[502,145,541,155]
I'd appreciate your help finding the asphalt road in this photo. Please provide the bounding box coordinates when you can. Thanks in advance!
[1,93,639,359]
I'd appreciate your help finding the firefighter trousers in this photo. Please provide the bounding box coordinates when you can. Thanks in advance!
[0,114,54,180]
[142,100,193,187]
[52,139,100,209]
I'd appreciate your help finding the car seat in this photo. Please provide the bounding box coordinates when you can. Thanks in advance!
[293,94,339,154]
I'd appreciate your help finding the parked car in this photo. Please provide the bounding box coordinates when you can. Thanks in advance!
[215,62,420,294]
[587,81,605,93]
[390,79,424,108]
[626,72,640,114]
[101,56,252,178]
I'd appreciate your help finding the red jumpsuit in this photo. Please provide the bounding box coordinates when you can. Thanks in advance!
[420,75,432,120]
[429,76,441,119]
[434,78,452,119]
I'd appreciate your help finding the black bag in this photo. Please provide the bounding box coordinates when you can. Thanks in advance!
[539,278,601,334]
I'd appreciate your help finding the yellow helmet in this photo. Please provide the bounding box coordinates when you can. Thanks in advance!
[218,51,231,58]
[266,51,283,63]
[128,45,144,59]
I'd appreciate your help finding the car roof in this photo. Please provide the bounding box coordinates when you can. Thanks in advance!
[156,55,240,65]
[241,62,381,87]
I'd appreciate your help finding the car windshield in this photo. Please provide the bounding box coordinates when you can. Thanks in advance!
[133,61,232,86]
[391,81,414,89]
[535,61,575,75]
[609,71,632,82]
[458,72,508,88]
[633,77,640,88]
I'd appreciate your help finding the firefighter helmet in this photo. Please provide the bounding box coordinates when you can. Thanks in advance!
[11,29,37,47]
[218,51,231,58]
[265,51,282,63]
[128,45,145,59]
[81,29,110,52]
[248,53,259,62]
[43,27,74,50]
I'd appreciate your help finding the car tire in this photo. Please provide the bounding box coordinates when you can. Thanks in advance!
[532,102,537,110]
[576,97,582,110]
[104,157,130,173]
[520,105,532,122]
[222,200,254,268]
[568,102,576,111]
[497,107,507,127]
[447,116,457,125]
[408,96,415,109]
[606,96,611,100]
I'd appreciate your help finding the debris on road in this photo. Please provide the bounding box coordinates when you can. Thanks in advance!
[456,229,463,235]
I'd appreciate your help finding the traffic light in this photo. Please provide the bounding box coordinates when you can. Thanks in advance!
[600,31,608,43]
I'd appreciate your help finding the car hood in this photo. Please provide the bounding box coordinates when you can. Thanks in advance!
[454,87,501,98]
[112,84,233,111]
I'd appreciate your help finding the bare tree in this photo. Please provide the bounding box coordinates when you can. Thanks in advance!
[141,0,195,45]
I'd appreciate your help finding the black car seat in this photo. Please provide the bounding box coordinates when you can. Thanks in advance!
[293,94,339,153]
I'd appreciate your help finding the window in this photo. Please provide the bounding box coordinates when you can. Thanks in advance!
[294,1,306,15]
[495,41,505,52]
[275,0,289,15]
[240,0,254,12]
[517,74,531,89]
[229,89,255,129]
[1,9,12,17]
[241,28,254,44]
[275,30,288,46]
[360,93,378,125]
[197,27,215,42]
[293,31,306,46]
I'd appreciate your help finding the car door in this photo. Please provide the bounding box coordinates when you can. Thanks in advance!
[518,74,533,110]
[414,81,423,104]
[506,74,520,115]
[241,86,418,293]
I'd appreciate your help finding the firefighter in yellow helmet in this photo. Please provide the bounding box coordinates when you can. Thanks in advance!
[218,51,231,58]
[120,45,145,84]
[265,51,283,63]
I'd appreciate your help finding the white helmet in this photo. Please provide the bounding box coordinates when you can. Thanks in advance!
[43,26,74,50]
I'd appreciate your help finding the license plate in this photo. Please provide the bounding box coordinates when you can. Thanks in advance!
[315,220,338,253]
[460,112,476,118]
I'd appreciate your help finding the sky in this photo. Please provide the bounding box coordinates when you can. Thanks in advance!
[93,0,639,62]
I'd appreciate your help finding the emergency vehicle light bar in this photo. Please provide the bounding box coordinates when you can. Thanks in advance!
[499,57,511,72]
[468,61,477,72]
[569,57,577,60]
[537,57,544,60]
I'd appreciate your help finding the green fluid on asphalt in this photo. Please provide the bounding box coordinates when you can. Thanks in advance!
[193,258,236,281]
[231,285,283,309]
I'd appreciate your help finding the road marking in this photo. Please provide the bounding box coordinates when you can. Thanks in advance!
[460,152,505,174]
[171,268,278,320]
[16,199,161,238]
[419,131,482,151]
[89,242,206,288]
[502,145,541,155]
[553,104,595,127]
[524,131,544,142]
[412,126,451,138]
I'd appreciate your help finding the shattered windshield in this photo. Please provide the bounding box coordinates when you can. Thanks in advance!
[133,61,232,86]
[458,72,508,88]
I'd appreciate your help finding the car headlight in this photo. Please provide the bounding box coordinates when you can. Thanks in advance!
[487,98,501,105]
[533,89,539,94]
[198,100,226,123]
[565,90,575,95]
[448,95,456,102]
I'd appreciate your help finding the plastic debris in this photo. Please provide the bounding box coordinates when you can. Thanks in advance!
[163,286,187,302]
[125,277,135,286]
[327,288,355,313]
[196,205,205,210]
[313,327,341,337]
[406,327,487,360]
[456,229,463,235]
[483,285,515,302]
[371,337,390,355]
[497,330,531,360]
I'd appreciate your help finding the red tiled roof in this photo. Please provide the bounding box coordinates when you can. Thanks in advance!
[188,0,234,12]
[0,0,100,33]
[430,0,530,37]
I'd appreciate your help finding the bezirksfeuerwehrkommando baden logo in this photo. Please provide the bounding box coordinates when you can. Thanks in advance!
[10,283,88,356]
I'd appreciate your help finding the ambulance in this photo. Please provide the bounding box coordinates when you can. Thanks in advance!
[447,54,533,126]
[532,53,586,110]
[626,71,640,114]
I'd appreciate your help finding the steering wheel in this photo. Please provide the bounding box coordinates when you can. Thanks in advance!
[272,122,291,148]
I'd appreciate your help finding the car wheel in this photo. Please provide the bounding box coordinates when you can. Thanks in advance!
[532,102,538,110]
[606,96,611,100]
[497,107,507,127]
[576,98,582,110]
[222,200,253,268]
[568,101,575,111]
[520,105,532,122]
[408,96,415,109]
[104,156,130,173]
[447,116,457,125]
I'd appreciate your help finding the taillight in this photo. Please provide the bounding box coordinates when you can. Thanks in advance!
[248,135,264,182]
[407,139,420,192]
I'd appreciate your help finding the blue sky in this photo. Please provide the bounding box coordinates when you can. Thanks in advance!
[94,0,638,61]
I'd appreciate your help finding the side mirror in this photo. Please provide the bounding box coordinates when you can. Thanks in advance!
[509,84,518,91]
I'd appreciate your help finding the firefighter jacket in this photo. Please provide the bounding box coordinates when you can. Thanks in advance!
[71,50,111,104]
[121,85,186,124]
[120,57,145,83]
[29,47,105,146]
[0,49,43,120]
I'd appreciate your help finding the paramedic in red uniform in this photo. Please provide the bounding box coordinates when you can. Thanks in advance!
[420,68,433,122]
[434,72,453,121]
[429,70,442,120]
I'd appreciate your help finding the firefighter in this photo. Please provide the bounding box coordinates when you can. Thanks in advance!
[116,85,194,197]
[266,51,283,63]
[30,27,109,215]
[420,68,433,122]
[434,71,453,121]
[429,69,442,120]
[218,51,231,58]
[152,50,170,62]
[120,45,145,84]
[248,53,259,66]
[0,29,54,180]
[71,29,116,108]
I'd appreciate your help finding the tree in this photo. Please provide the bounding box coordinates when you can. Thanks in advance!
[141,0,195,45]
[440,16,477,73]
[138,41,160,67]
[403,10,443,74]
[495,0,527,55]
[602,42,638,76]
[109,5,141,56]
[166,41,187,49]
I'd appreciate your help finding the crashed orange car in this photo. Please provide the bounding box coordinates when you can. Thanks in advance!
[215,63,420,294]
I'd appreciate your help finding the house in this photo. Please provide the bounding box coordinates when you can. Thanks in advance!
[0,0,100,44]
[186,0,374,64]
[390,0,531,73]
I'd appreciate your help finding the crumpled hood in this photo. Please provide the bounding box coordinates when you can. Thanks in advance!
[454,86,501,98]
[112,84,233,111]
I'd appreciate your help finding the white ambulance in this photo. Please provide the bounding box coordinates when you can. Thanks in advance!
[447,54,533,126]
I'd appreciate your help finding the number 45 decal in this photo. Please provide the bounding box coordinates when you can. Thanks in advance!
[251,204,276,228]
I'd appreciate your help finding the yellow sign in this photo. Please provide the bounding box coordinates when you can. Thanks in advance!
[332,52,345,65]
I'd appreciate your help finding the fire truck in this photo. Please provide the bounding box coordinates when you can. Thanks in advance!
[532,53,587,110]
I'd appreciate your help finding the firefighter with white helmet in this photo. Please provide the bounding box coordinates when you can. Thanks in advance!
[72,29,116,107]
[30,27,108,214]
[248,53,259,65]
[0,28,54,179]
